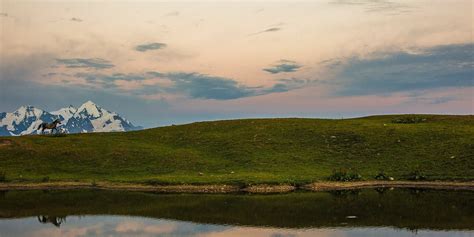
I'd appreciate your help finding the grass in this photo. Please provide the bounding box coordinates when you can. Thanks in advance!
[0,114,473,185]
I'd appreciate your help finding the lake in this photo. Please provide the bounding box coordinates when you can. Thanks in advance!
[0,188,473,237]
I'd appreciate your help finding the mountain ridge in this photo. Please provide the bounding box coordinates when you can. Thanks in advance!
[0,101,142,136]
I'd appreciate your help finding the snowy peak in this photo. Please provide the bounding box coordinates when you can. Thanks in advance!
[0,101,142,136]
[51,105,77,123]
[67,101,140,133]
[14,105,45,119]
[0,105,55,136]
[75,101,103,119]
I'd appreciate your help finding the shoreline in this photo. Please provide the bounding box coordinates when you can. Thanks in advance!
[0,181,473,193]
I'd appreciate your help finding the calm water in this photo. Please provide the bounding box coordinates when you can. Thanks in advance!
[0,189,473,237]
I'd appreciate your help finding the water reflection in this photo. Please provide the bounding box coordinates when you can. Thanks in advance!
[0,189,473,237]
[37,216,66,228]
[0,216,471,237]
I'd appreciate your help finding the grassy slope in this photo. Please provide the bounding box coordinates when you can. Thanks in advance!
[0,115,473,184]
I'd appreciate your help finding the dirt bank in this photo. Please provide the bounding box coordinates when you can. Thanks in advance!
[303,181,474,191]
[0,181,473,193]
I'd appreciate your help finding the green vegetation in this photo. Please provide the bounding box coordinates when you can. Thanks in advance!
[407,170,428,181]
[0,115,473,185]
[1,189,473,230]
[374,171,392,180]
[391,115,428,124]
[328,169,362,181]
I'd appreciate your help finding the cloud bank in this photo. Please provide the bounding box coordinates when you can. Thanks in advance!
[71,71,307,100]
[331,43,473,96]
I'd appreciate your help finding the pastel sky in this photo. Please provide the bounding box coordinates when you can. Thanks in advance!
[0,0,472,127]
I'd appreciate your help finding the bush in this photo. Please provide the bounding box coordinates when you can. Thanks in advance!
[375,171,389,180]
[328,169,362,182]
[41,176,50,182]
[391,116,427,124]
[0,171,5,182]
[408,170,427,181]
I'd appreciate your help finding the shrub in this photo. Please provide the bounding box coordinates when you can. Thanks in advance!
[375,171,389,180]
[407,170,427,181]
[391,116,427,124]
[41,176,50,182]
[328,169,362,182]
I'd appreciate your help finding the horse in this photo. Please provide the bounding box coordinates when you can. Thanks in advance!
[37,119,61,134]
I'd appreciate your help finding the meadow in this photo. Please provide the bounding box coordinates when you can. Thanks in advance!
[0,115,473,185]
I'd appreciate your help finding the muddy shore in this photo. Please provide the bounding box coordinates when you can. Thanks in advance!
[1,181,473,194]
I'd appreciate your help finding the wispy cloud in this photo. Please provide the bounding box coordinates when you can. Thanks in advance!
[55,58,114,69]
[263,60,302,74]
[330,43,474,96]
[70,17,83,22]
[135,42,167,52]
[329,0,415,15]
[249,27,281,36]
[412,95,459,105]
[164,11,180,17]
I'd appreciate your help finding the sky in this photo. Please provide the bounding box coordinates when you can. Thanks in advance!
[0,0,473,128]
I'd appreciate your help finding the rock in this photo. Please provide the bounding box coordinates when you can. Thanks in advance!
[346,216,357,219]
[450,156,455,159]
[230,171,235,174]
[389,177,394,181]
[198,172,204,176]
[330,136,337,139]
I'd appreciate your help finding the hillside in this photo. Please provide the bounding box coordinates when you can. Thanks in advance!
[0,115,473,185]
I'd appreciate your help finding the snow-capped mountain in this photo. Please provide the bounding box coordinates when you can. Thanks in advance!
[50,105,77,124]
[0,106,57,136]
[66,101,140,133]
[0,101,142,136]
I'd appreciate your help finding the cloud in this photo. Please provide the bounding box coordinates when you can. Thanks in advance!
[70,17,82,22]
[164,72,256,100]
[263,60,302,74]
[55,58,114,69]
[330,43,474,96]
[249,27,281,36]
[134,42,167,52]
[71,71,307,100]
[329,0,415,15]
[164,11,180,17]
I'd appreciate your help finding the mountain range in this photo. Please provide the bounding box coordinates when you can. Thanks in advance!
[0,101,142,136]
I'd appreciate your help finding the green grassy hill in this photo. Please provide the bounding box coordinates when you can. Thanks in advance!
[0,115,473,184]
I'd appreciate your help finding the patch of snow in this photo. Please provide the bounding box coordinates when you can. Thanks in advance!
[20,120,44,135]
[75,100,102,118]
[51,105,77,124]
